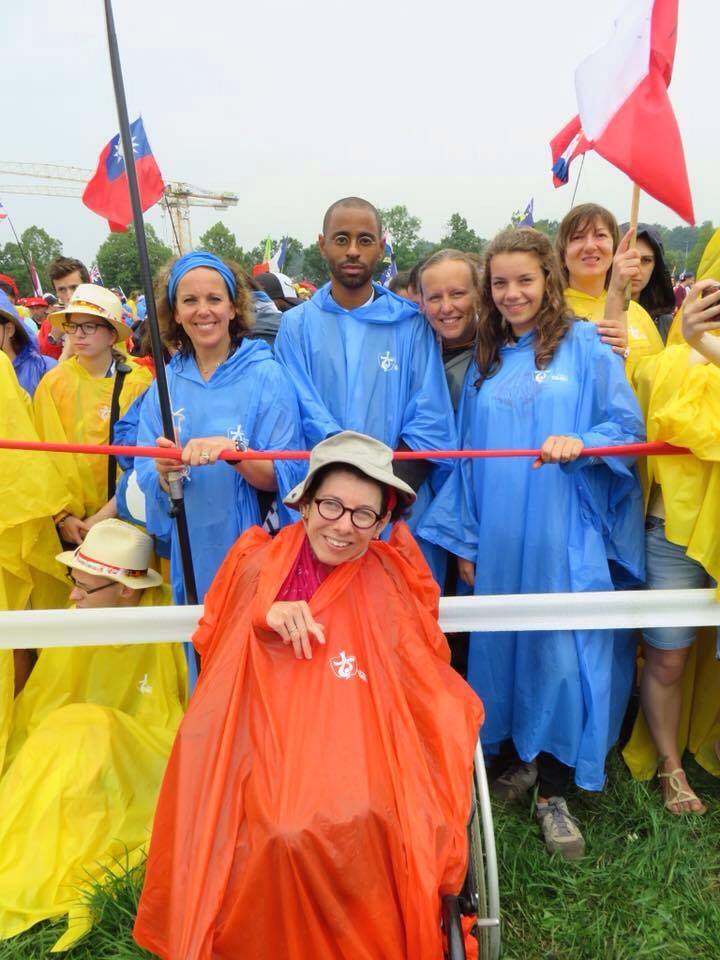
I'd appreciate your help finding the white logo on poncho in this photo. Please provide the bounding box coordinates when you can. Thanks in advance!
[378,351,399,372]
[330,651,367,683]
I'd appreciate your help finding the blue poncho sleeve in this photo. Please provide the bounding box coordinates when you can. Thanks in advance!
[400,323,458,484]
[249,361,306,524]
[134,382,176,546]
[561,337,646,583]
[415,366,480,562]
[274,308,342,446]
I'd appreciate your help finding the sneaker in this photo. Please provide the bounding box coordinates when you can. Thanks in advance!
[535,797,586,860]
[491,760,538,802]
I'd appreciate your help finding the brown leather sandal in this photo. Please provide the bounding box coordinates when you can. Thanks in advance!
[657,768,707,816]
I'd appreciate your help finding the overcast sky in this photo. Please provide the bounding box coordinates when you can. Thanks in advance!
[3,0,718,266]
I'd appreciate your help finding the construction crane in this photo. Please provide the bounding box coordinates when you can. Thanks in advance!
[0,161,239,254]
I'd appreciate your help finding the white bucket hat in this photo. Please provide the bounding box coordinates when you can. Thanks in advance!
[283,430,416,508]
[56,518,162,589]
[51,283,132,341]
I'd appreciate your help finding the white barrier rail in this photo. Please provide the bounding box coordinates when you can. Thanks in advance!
[1,588,718,649]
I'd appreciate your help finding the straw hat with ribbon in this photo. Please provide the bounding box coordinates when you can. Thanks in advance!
[56,518,162,589]
[51,283,133,341]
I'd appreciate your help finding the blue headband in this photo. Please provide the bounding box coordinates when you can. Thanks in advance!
[167,251,237,304]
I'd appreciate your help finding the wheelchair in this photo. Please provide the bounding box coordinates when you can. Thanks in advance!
[442,740,501,959]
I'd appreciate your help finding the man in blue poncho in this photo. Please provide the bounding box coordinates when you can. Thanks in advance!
[274,197,456,578]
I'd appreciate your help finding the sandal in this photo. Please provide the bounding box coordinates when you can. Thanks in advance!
[657,768,707,816]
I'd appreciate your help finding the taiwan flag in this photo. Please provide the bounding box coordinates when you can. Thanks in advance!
[82,117,165,232]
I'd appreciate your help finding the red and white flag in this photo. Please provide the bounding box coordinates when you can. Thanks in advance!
[550,0,694,224]
[29,258,43,297]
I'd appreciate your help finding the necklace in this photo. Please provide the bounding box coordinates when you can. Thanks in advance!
[197,344,234,379]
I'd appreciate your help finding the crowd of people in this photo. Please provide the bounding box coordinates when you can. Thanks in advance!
[0,195,719,956]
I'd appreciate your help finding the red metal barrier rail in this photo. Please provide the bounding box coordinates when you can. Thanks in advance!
[0,439,691,460]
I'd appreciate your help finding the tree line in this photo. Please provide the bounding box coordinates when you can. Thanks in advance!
[0,207,714,296]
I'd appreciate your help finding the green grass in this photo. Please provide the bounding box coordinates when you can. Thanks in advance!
[496,751,720,959]
[0,862,154,960]
[2,752,718,958]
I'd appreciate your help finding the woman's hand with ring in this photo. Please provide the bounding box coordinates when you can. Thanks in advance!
[596,314,629,356]
[181,436,236,467]
[266,601,326,660]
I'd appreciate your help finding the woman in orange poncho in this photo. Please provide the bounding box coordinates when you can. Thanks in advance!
[134,431,483,960]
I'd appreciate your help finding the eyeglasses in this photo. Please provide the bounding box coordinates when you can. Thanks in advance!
[66,571,118,595]
[313,497,383,530]
[61,320,113,336]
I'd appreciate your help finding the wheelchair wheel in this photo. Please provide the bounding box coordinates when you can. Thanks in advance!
[442,894,466,960]
[458,741,501,959]
[444,740,501,960]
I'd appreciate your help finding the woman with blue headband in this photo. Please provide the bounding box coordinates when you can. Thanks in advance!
[135,252,303,618]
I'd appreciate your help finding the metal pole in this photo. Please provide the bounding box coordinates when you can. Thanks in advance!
[102,0,198,607]
[4,214,34,288]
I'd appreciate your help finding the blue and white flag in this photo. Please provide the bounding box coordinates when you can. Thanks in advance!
[269,237,287,274]
[378,230,398,287]
[516,198,534,228]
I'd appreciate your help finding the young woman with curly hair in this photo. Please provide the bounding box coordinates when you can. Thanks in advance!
[135,252,303,635]
[420,228,646,859]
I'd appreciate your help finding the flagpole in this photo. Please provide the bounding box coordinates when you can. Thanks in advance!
[101,0,198,608]
[3,212,34,290]
[624,183,641,308]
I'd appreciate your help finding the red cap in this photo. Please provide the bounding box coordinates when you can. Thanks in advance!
[0,274,19,298]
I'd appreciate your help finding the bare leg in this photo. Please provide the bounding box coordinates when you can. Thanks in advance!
[639,644,704,814]
[12,649,36,696]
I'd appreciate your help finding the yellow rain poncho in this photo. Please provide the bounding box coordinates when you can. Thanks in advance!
[623,345,720,780]
[667,227,720,346]
[33,356,152,519]
[0,352,71,769]
[565,287,664,362]
[0,585,188,951]
[0,352,70,612]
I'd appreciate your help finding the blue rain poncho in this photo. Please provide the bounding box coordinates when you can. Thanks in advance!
[136,338,303,605]
[274,283,456,574]
[112,394,172,558]
[418,322,645,790]
[13,342,56,397]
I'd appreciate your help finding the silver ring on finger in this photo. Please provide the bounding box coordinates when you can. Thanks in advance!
[199,450,210,464]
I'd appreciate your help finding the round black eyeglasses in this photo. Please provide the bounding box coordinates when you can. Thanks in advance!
[313,497,383,530]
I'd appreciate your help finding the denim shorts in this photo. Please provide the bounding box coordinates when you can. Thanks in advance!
[643,516,719,651]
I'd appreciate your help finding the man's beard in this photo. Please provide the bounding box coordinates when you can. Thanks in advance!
[329,261,373,290]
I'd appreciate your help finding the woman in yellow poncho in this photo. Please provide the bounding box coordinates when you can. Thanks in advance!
[0,350,71,770]
[556,203,664,366]
[33,284,152,545]
[0,519,187,952]
[621,275,720,814]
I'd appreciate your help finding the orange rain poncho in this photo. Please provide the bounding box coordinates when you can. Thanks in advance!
[134,521,482,960]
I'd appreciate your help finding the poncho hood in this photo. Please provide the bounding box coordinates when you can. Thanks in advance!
[310,282,421,326]
[169,336,275,388]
